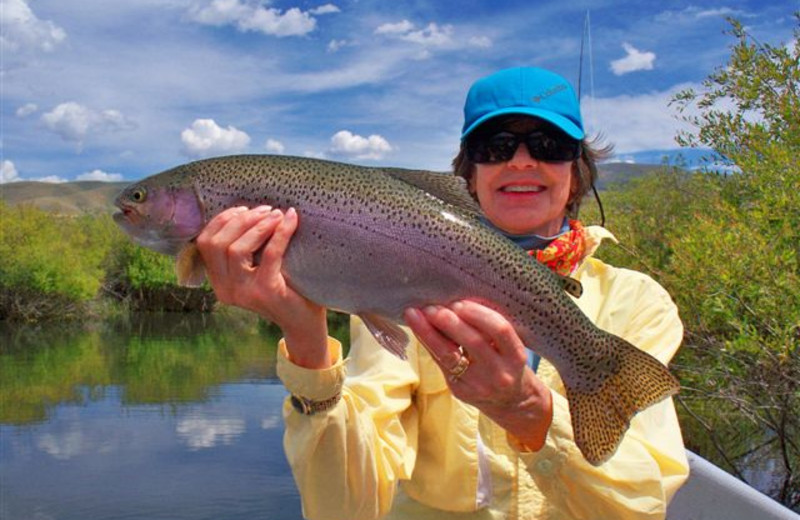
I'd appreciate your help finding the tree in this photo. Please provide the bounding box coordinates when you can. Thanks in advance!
[668,14,800,509]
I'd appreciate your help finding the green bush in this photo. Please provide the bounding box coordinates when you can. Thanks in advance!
[0,203,114,320]
[115,240,179,290]
[587,16,799,509]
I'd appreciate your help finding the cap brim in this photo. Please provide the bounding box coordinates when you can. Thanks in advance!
[462,107,584,140]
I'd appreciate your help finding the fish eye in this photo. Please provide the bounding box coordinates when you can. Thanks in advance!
[131,188,147,203]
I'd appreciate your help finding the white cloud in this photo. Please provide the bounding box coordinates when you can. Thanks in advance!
[1,160,21,184]
[376,20,453,47]
[310,4,340,16]
[375,20,414,35]
[77,169,123,182]
[187,0,246,25]
[694,8,739,19]
[586,83,696,154]
[610,42,656,75]
[303,149,325,159]
[656,6,748,23]
[265,138,285,154]
[16,102,38,118]
[40,102,136,147]
[181,118,251,158]
[0,0,66,53]
[468,36,492,49]
[374,19,491,52]
[404,23,453,46]
[329,130,392,160]
[188,0,318,37]
[327,38,350,52]
[33,175,68,183]
[176,417,245,450]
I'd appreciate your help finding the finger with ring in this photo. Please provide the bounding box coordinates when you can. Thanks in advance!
[448,347,471,382]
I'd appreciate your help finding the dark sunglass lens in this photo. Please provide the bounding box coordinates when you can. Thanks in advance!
[467,132,518,163]
[525,131,580,162]
[485,133,519,162]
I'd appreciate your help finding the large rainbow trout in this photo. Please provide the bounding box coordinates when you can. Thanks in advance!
[113,154,679,465]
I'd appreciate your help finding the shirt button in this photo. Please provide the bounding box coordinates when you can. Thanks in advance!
[536,458,554,475]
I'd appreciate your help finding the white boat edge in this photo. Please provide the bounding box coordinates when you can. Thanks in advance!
[666,450,799,520]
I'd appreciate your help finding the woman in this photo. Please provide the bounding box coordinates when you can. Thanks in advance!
[195,67,689,520]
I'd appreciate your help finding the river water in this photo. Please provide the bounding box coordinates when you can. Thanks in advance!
[2,311,794,517]
[0,312,307,520]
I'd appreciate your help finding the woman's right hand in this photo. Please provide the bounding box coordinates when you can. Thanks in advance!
[195,205,331,369]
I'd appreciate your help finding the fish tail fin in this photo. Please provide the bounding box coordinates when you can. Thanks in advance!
[564,332,680,466]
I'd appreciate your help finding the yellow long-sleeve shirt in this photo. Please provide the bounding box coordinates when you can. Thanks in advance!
[276,227,689,520]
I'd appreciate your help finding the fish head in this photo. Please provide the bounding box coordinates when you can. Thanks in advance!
[113,178,204,256]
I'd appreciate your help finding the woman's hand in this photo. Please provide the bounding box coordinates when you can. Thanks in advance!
[404,301,553,450]
[195,206,330,369]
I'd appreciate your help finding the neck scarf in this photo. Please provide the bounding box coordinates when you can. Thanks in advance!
[529,219,586,276]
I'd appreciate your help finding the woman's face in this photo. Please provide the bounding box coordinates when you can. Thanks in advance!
[470,119,576,236]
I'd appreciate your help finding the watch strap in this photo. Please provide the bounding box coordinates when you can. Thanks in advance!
[290,392,342,415]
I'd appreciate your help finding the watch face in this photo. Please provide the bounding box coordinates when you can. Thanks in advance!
[290,395,310,415]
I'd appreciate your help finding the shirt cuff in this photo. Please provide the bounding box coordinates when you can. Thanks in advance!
[276,337,346,401]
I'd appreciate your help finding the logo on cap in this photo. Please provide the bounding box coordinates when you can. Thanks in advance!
[531,83,567,104]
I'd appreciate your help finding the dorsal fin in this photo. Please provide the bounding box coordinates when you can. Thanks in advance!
[382,168,483,218]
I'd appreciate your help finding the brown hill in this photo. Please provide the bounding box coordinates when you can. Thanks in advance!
[0,181,129,215]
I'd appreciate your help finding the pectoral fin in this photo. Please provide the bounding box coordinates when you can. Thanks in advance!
[176,243,207,287]
[359,313,409,359]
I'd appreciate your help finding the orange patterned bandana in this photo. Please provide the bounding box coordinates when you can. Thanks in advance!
[529,220,586,276]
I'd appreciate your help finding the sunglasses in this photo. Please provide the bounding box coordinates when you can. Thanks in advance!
[466,128,581,164]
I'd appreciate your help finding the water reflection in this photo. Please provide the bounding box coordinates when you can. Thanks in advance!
[0,312,303,520]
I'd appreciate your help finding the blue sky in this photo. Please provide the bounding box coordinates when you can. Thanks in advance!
[1,0,796,183]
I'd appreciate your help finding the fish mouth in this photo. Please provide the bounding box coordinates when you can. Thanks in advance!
[113,201,139,225]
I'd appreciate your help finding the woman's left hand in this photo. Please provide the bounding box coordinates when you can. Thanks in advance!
[404,301,553,450]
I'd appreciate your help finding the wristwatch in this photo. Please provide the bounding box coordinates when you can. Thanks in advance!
[290,392,342,415]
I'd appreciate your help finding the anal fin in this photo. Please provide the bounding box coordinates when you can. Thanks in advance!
[359,313,409,360]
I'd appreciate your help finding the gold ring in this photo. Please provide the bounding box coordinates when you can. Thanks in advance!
[448,348,471,382]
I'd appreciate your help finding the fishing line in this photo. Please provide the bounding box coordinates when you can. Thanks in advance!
[578,11,606,228]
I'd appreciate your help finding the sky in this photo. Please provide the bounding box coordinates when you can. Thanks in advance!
[1,0,797,184]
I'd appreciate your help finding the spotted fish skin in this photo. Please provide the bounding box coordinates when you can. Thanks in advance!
[114,154,680,465]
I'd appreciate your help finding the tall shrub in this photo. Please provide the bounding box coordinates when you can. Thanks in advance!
[0,202,113,321]
[592,16,800,508]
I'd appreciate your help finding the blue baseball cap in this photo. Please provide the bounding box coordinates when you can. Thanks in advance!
[461,67,584,140]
